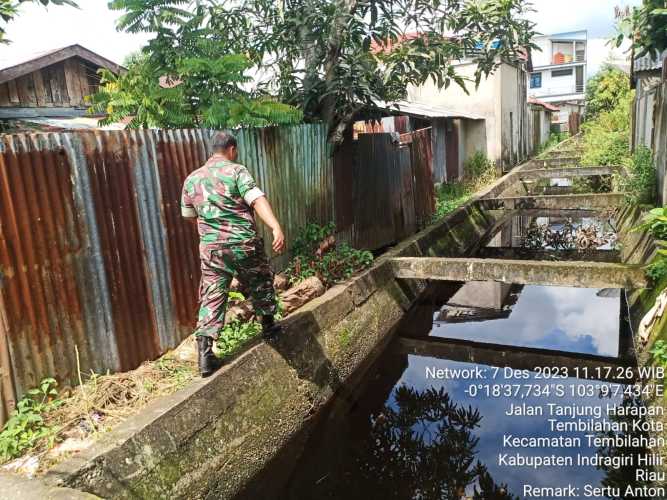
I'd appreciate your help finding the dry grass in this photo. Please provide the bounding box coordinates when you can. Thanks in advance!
[3,338,197,475]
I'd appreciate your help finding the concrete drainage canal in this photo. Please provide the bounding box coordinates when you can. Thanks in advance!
[275,206,659,499]
[39,146,666,499]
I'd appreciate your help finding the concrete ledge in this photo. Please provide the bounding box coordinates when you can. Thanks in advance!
[389,257,649,289]
[0,473,100,500]
[528,157,581,168]
[45,261,414,499]
[478,193,625,210]
[518,166,616,180]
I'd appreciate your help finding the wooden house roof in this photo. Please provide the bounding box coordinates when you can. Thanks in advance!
[0,44,124,85]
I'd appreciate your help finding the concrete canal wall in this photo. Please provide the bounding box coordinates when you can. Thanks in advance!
[44,173,516,499]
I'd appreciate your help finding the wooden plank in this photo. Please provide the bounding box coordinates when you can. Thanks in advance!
[7,80,19,104]
[40,68,54,104]
[77,61,92,104]
[31,69,48,107]
[15,74,37,107]
[0,107,89,119]
[389,257,648,289]
[64,58,83,106]
[48,63,67,105]
[0,83,9,107]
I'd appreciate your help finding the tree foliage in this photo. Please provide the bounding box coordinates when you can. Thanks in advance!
[581,90,633,168]
[0,0,76,43]
[585,65,632,120]
[89,52,303,128]
[108,0,536,142]
[615,1,667,59]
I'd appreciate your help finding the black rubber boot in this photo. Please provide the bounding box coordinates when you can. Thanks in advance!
[197,336,223,377]
[261,315,282,340]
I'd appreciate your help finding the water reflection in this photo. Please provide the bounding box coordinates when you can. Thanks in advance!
[353,385,515,499]
[281,283,640,500]
[283,348,639,500]
[430,284,621,357]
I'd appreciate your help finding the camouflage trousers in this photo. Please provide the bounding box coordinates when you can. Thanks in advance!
[194,238,277,339]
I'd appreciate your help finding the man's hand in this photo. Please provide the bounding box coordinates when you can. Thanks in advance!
[272,227,285,254]
[254,196,286,254]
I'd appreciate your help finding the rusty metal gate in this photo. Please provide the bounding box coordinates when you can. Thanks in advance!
[350,130,435,250]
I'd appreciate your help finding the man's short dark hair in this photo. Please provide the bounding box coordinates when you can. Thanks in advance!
[211,131,237,152]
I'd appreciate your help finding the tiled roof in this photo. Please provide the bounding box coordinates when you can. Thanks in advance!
[528,97,560,112]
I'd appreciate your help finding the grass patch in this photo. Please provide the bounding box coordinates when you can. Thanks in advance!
[536,131,569,158]
[0,353,196,471]
[433,152,497,220]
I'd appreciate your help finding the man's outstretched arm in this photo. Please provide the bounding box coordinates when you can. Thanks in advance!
[253,196,285,254]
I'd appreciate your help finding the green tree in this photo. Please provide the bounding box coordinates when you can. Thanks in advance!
[109,0,536,143]
[615,1,667,59]
[1,0,76,43]
[585,65,631,120]
[89,52,303,128]
[581,91,633,168]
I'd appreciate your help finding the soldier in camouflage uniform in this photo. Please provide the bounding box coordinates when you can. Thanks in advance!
[181,131,285,376]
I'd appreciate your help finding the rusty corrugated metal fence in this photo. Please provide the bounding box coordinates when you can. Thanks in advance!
[0,124,334,422]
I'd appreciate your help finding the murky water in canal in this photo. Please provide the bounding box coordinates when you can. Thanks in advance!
[282,282,647,500]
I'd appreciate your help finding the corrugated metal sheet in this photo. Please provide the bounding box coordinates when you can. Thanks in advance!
[236,124,335,269]
[410,128,435,227]
[373,99,485,121]
[0,124,333,422]
[634,49,667,73]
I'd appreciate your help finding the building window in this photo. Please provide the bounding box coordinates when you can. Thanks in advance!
[530,72,542,88]
[552,68,573,77]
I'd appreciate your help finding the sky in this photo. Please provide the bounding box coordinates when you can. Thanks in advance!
[0,0,645,76]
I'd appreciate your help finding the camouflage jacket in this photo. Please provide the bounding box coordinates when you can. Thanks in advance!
[181,156,265,248]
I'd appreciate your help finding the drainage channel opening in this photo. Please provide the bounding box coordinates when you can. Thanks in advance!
[466,208,620,263]
[280,281,646,500]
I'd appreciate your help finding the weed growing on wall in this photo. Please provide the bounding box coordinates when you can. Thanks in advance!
[618,146,656,206]
[650,340,667,367]
[634,209,667,282]
[216,320,263,358]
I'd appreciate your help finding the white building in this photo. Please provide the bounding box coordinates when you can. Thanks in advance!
[527,30,587,129]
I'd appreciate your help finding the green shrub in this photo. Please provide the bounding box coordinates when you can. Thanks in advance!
[537,131,568,157]
[0,378,62,462]
[434,182,474,219]
[650,340,667,367]
[647,259,667,282]
[432,153,497,220]
[619,146,656,205]
[581,92,633,168]
[585,66,633,120]
[216,320,262,358]
[285,223,373,286]
[463,152,496,189]
[633,207,667,240]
